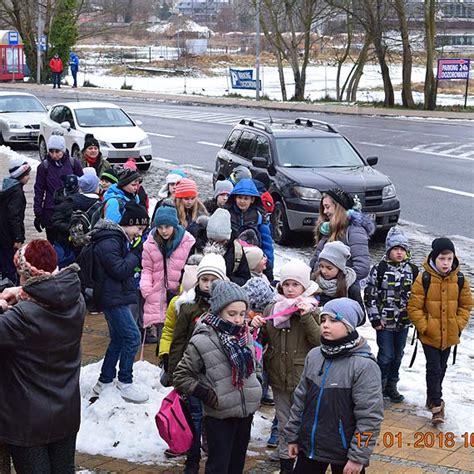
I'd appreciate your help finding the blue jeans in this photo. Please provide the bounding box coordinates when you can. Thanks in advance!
[52,72,61,87]
[99,305,141,384]
[185,395,203,470]
[376,327,409,383]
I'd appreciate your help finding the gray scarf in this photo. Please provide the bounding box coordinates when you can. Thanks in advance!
[316,267,357,297]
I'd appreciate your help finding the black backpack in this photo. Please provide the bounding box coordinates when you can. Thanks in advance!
[76,239,100,292]
[69,201,103,247]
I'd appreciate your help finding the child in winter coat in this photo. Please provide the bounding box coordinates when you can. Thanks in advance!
[365,227,418,403]
[243,245,270,284]
[99,168,119,200]
[227,178,274,278]
[0,158,31,284]
[174,280,262,474]
[284,298,384,474]
[91,202,150,404]
[141,206,195,345]
[174,178,208,232]
[408,237,472,425]
[204,180,234,214]
[251,259,320,473]
[310,188,375,282]
[313,241,364,310]
[168,253,228,470]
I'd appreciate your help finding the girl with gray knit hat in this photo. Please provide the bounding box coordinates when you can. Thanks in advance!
[173,280,262,474]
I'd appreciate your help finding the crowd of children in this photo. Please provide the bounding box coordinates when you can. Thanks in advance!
[0,151,472,474]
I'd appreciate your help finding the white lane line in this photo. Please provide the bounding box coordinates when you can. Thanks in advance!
[426,186,474,198]
[197,141,221,147]
[410,149,474,162]
[147,132,175,138]
[182,164,204,170]
[152,156,173,163]
[356,141,385,147]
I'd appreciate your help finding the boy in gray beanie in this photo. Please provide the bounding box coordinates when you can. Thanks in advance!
[364,226,418,403]
[204,180,234,214]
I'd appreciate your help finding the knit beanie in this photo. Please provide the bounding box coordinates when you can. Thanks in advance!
[242,277,275,312]
[118,168,141,188]
[243,245,264,272]
[213,180,234,199]
[385,227,409,254]
[175,178,198,199]
[8,157,31,180]
[319,297,365,332]
[207,208,232,242]
[196,253,227,281]
[158,171,185,198]
[61,174,79,194]
[119,202,149,227]
[319,241,351,274]
[47,134,66,152]
[79,168,99,193]
[14,240,58,280]
[430,237,455,262]
[100,168,119,184]
[279,259,312,291]
[82,133,99,151]
[325,188,354,211]
[230,165,252,184]
[210,280,249,315]
[154,205,179,228]
[123,158,138,171]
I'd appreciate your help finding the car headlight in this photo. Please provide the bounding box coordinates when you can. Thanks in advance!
[7,121,22,129]
[383,184,396,199]
[98,140,111,148]
[138,137,151,147]
[293,186,322,201]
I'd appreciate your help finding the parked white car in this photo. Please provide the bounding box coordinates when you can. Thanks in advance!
[38,101,153,170]
[0,92,47,146]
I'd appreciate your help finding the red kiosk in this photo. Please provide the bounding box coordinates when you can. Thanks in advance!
[0,30,24,81]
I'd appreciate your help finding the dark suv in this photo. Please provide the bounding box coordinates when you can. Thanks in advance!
[214,118,400,244]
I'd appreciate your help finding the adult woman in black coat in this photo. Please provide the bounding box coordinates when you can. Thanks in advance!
[0,240,86,474]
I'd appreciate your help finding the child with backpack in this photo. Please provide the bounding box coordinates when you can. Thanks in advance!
[251,259,320,474]
[365,227,418,403]
[284,298,384,474]
[408,237,472,425]
[313,241,364,310]
[204,180,234,214]
[141,206,196,345]
[90,202,150,404]
[173,280,262,474]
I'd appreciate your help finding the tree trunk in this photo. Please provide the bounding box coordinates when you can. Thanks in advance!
[346,38,370,102]
[395,0,414,107]
[373,35,394,106]
[275,48,288,101]
[336,12,353,101]
[424,0,437,110]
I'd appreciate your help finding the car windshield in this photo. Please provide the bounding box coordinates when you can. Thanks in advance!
[74,108,134,128]
[275,136,364,168]
[0,95,46,113]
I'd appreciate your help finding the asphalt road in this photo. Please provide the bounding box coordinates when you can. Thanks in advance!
[9,89,474,239]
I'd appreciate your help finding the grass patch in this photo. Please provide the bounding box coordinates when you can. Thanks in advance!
[354,100,474,112]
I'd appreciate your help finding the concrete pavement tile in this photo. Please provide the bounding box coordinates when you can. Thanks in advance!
[76,453,115,468]
[388,414,429,431]
[92,459,139,472]
[404,446,452,464]
[438,450,474,468]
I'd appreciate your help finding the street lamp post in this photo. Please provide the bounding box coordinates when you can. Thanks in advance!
[255,0,260,101]
[36,0,44,84]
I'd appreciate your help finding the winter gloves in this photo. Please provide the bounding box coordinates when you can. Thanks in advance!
[193,383,218,409]
[34,216,44,233]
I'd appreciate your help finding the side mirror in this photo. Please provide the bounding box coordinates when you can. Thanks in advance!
[252,156,268,169]
[60,121,71,131]
[45,105,51,111]
[367,156,378,166]
[135,119,143,126]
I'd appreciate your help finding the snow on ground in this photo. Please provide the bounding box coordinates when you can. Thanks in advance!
[0,145,40,169]
[147,19,213,36]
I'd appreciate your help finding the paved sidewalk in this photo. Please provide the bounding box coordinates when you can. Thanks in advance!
[2,81,474,120]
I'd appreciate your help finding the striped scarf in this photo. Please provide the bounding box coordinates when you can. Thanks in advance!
[203,313,254,388]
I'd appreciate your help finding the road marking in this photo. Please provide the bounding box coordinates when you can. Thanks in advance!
[356,141,385,147]
[426,186,474,198]
[197,141,221,147]
[147,132,175,138]
[182,164,204,170]
[152,156,173,163]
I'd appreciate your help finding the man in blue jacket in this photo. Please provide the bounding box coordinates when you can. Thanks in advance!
[69,52,79,88]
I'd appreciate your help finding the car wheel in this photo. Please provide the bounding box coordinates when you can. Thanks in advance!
[38,136,48,161]
[137,162,151,171]
[72,145,81,161]
[271,201,292,245]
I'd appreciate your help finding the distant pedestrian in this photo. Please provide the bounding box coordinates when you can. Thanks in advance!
[49,53,63,89]
[69,52,79,88]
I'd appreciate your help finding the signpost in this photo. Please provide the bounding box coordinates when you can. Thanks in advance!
[7,31,19,45]
[437,58,471,108]
[229,68,262,91]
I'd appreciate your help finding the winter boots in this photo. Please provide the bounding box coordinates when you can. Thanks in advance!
[117,381,149,403]
[384,381,405,403]
[280,458,294,474]
[431,401,445,425]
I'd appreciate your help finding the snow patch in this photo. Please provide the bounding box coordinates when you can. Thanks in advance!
[0,145,40,169]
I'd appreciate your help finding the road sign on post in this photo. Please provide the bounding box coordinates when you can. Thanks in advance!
[8,31,19,45]
[437,58,471,108]
[229,68,262,91]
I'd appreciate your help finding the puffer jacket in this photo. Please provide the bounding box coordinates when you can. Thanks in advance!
[311,212,375,282]
[261,302,320,393]
[141,227,195,326]
[168,288,210,383]
[91,219,140,310]
[158,294,179,358]
[173,321,262,419]
[103,184,140,224]
[365,257,418,330]
[0,178,26,245]
[0,265,86,446]
[408,258,472,350]
[284,341,384,466]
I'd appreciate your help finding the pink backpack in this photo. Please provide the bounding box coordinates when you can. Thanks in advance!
[155,389,194,454]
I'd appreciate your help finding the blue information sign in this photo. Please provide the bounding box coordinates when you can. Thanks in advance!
[229,68,261,90]
[8,31,19,45]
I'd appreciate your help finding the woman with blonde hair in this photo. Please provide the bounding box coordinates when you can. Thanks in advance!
[310,188,375,282]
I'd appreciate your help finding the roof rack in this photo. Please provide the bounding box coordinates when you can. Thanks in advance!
[239,118,273,134]
[294,117,338,133]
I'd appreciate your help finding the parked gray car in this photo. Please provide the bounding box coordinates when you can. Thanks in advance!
[0,92,47,146]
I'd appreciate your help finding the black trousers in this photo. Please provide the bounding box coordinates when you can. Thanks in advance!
[204,415,253,474]
[422,343,451,407]
[0,245,17,284]
[294,453,366,474]
[8,434,76,474]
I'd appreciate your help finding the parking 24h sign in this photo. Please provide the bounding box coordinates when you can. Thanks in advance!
[437,58,470,80]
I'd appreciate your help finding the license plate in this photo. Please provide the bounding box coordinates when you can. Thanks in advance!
[29,131,39,138]
[367,213,377,222]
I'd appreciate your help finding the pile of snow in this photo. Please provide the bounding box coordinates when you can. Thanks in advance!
[0,145,39,169]
[147,20,213,36]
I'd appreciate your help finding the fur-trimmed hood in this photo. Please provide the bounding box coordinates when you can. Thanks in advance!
[175,287,198,315]
[348,210,376,237]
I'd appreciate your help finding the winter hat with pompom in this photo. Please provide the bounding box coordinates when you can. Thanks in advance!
[385,227,410,255]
